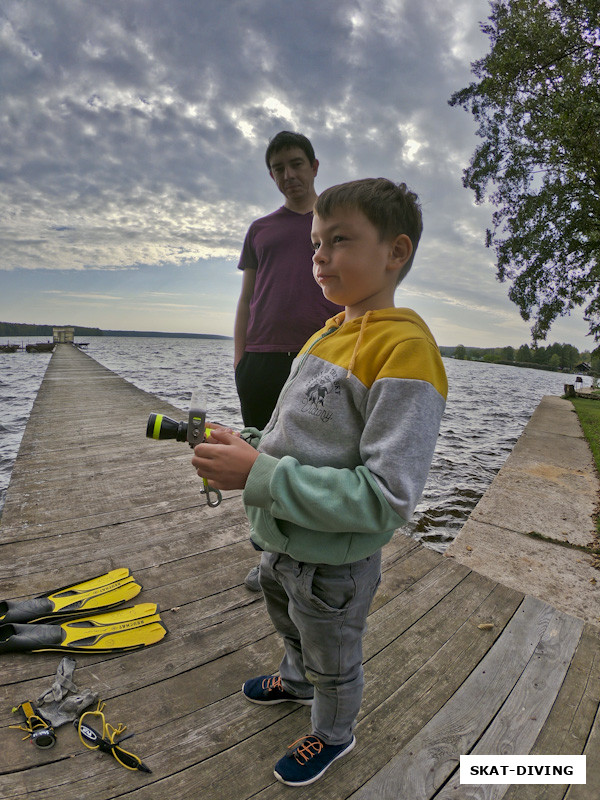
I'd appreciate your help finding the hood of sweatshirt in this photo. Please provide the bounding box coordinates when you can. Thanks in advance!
[302,306,446,395]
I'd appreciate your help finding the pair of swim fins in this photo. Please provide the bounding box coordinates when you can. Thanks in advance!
[0,568,168,654]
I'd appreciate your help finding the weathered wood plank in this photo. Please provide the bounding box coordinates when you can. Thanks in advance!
[563,693,600,800]
[0,532,420,698]
[435,610,584,799]
[235,582,524,800]
[47,574,506,800]
[503,623,600,800]
[0,549,494,798]
[2,345,598,800]
[348,596,560,799]
[0,521,453,797]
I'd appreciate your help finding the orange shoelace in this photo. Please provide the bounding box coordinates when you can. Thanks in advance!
[262,675,283,692]
[288,735,324,765]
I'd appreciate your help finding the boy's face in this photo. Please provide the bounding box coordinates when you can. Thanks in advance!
[268,147,319,206]
[311,208,411,321]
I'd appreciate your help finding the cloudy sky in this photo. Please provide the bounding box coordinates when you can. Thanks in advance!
[0,0,591,350]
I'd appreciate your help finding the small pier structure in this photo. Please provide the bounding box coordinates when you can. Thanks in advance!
[52,326,74,344]
[1,344,598,799]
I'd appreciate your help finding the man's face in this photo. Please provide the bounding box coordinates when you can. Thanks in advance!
[269,147,319,205]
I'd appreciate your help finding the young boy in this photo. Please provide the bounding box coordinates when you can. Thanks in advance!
[191,178,448,787]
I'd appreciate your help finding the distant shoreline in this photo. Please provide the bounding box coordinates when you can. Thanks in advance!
[0,321,231,340]
[102,330,232,339]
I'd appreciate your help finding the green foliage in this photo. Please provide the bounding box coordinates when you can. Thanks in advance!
[445,340,593,372]
[0,321,103,337]
[0,322,230,340]
[570,397,600,534]
[549,353,561,369]
[483,351,502,363]
[449,0,600,343]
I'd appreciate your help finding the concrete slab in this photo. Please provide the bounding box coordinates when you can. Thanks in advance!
[446,518,600,625]
[470,466,597,547]
[447,395,600,626]
[508,424,596,472]
[524,394,585,437]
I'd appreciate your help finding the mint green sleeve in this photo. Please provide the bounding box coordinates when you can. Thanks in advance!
[243,453,407,533]
[240,426,263,449]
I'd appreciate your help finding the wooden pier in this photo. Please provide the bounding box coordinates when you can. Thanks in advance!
[1,343,598,799]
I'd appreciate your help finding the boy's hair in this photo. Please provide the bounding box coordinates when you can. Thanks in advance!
[265,131,316,169]
[314,178,423,282]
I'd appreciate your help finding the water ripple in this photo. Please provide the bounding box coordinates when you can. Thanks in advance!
[0,338,583,550]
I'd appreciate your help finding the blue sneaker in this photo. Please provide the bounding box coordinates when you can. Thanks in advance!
[242,675,313,706]
[274,734,356,786]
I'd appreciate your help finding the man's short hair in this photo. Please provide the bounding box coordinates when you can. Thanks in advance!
[265,131,316,169]
[314,178,423,281]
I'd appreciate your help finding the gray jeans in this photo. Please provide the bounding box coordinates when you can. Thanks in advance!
[259,550,382,745]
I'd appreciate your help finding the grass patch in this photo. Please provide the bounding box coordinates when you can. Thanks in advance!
[571,397,600,472]
[570,396,600,536]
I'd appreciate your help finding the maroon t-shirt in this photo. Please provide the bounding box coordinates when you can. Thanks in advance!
[238,206,342,352]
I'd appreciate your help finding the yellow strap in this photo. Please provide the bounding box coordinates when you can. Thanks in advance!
[20,701,35,719]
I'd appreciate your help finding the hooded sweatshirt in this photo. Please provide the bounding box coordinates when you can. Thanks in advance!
[242,307,448,565]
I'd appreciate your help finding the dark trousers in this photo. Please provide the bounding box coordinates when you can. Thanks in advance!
[235,351,297,430]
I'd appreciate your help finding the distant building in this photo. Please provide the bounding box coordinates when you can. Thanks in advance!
[53,326,74,343]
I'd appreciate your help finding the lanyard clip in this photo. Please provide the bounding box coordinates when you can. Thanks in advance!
[188,390,222,507]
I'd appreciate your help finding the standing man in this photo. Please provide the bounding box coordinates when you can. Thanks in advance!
[234,131,342,590]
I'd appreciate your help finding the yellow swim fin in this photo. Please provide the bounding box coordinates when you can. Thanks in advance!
[0,568,142,624]
[0,603,168,654]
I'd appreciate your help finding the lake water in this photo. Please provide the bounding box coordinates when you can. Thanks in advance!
[0,337,582,551]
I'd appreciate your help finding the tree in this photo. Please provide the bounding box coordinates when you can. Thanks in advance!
[449,0,600,344]
[517,343,532,362]
[533,345,548,364]
[561,343,580,370]
[454,344,468,359]
[484,349,503,363]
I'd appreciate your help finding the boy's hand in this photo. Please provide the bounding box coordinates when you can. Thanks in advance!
[205,421,240,435]
[192,427,259,490]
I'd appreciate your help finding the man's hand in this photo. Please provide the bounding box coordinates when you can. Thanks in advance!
[191,427,259,490]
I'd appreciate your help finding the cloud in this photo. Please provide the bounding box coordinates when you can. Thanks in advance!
[42,290,123,301]
[0,0,490,272]
[1,0,590,348]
